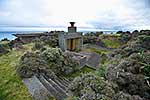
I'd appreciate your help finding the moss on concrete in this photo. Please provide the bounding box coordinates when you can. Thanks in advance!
[65,66,95,78]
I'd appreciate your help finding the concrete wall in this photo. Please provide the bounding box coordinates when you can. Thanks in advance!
[58,32,66,51]
[68,27,77,33]
[59,33,83,51]
[19,37,39,43]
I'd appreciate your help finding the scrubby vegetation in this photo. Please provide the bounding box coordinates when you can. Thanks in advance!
[83,32,105,47]
[67,73,115,100]
[107,32,150,99]
[41,47,79,75]
[100,34,122,48]
[32,41,44,51]
[0,41,10,55]
[40,32,59,47]
[83,32,122,49]
[1,30,150,100]
[66,30,150,100]
[17,47,79,78]
[17,52,50,78]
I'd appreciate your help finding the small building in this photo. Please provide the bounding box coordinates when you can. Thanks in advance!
[58,22,83,51]
[13,31,61,44]
[13,33,46,43]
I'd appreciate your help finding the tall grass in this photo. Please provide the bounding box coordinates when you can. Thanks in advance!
[0,44,33,100]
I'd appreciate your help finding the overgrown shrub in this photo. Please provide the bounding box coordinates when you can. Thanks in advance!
[95,65,106,78]
[0,43,10,55]
[118,31,132,43]
[40,35,58,47]
[111,34,150,58]
[68,73,115,100]
[41,48,78,75]
[106,33,150,99]
[112,91,144,100]
[17,52,53,78]
[32,42,44,51]
[138,51,150,82]
[83,33,105,47]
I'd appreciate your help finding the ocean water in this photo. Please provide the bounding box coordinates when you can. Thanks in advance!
[0,27,116,40]
[0,32,16,40]
[0,26,65,40]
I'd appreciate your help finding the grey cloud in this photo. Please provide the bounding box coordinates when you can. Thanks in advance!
[88,0,150,30]
[0,0,150,31]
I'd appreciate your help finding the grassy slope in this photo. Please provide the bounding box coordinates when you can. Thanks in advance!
[101,39,121,48]
[83,47,110,55]
[100,34,122,49]
[65,66,95,78]
[0,43,33,100]
[0,41,10,45]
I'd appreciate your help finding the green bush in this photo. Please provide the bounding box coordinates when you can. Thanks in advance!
[68,73,115,100]
[32,42,44,51]
[41,48,78,75]
[0,43,10,55]
[17,52,51,78]
[40,36,58,47]
[106,33,150,99]
[138,35,150,50]
[0,88,9,100]
[138,51,150,80]
[95,65,106,78]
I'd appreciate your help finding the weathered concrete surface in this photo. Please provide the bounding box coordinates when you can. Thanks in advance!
[83,44,114,51]
[22,75,50,100]
[37,74,69,100]
[65,51,101,69]
[80,52,101,69]
[23,74,71,100]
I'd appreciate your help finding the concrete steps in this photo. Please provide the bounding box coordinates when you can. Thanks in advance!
[57,77,70,88]
[36,74,70,100]
[43,75,67,95]
[52,77,67,91]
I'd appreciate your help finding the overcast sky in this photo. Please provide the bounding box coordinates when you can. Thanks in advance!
[0,0,150,31]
